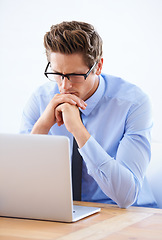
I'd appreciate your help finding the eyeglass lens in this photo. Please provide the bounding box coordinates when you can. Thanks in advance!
[46,74,85,83]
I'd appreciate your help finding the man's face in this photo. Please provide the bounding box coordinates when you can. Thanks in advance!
[49,52,100,101]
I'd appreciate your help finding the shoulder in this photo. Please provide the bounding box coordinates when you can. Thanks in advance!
[24,82,59,111]
[33,81,59,99]
[101,73,149,105]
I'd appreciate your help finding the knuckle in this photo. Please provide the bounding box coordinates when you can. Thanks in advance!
[55,93,60,97]
[63,102,69,107]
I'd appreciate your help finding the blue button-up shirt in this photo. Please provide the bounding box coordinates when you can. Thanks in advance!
[20,74,157,208]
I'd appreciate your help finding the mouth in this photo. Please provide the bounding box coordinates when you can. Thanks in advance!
[60,91,78,95]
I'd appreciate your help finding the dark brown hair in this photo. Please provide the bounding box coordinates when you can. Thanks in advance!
[44,21,103,68]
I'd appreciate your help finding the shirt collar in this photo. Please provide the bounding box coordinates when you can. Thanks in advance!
[80,75,105,116]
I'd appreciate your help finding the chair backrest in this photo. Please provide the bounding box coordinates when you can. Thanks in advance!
[146,142,162,208]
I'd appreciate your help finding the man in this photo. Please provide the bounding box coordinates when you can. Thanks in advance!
[20,21,157,208]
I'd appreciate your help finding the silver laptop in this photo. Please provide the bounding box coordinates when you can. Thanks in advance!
[0,133,100,222]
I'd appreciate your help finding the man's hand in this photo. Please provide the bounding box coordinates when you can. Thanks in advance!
[31,93,87,134]
[55,103,90,148]
[55,103,82,132]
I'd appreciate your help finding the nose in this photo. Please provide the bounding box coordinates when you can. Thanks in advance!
[61,76,72,90]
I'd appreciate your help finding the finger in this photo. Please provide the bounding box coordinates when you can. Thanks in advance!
[55,106,63,123]
[56,120,64,126]
[51,94,76,111]
[53,94,87,110]
[63,94,87,110]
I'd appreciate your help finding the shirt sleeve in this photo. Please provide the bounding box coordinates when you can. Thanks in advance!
[19,93,40,134]
[79,95,152,208]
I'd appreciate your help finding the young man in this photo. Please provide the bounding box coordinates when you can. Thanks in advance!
[20,21,157,208]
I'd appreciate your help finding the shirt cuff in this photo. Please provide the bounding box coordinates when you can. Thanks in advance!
[78,135,113,174]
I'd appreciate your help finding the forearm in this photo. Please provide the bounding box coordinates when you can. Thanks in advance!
[90,157,137,208]
[71,124,91,148]
[31,118,52,134]
[79,136,145,208]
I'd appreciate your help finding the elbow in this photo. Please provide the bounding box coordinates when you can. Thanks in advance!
[118,175,140,209]
[117,199,135,209]
[116,188,138,209]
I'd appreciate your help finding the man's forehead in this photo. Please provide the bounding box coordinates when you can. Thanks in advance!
[50,52,88,73]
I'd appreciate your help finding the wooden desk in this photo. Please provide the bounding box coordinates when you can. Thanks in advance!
[0,201,162,240]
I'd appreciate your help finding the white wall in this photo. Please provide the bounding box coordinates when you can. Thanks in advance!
[0,0,162,142]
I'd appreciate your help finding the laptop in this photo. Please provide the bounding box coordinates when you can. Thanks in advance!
[0,133,100,222]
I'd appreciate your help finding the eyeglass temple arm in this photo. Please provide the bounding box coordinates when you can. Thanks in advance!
[85,61,98,79]
[45,62,50,73]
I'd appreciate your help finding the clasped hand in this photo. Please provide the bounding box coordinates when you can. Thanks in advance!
[54,94,86,133]
[32,93,87,135]
[31,93,90,148]
[55,102,82,133]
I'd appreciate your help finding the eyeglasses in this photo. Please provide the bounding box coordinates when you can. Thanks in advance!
[44,61,97,83]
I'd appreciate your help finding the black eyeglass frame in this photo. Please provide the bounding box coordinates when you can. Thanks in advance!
[44,61,97,83]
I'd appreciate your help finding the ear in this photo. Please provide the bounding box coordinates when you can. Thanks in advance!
[95,58,103,75]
